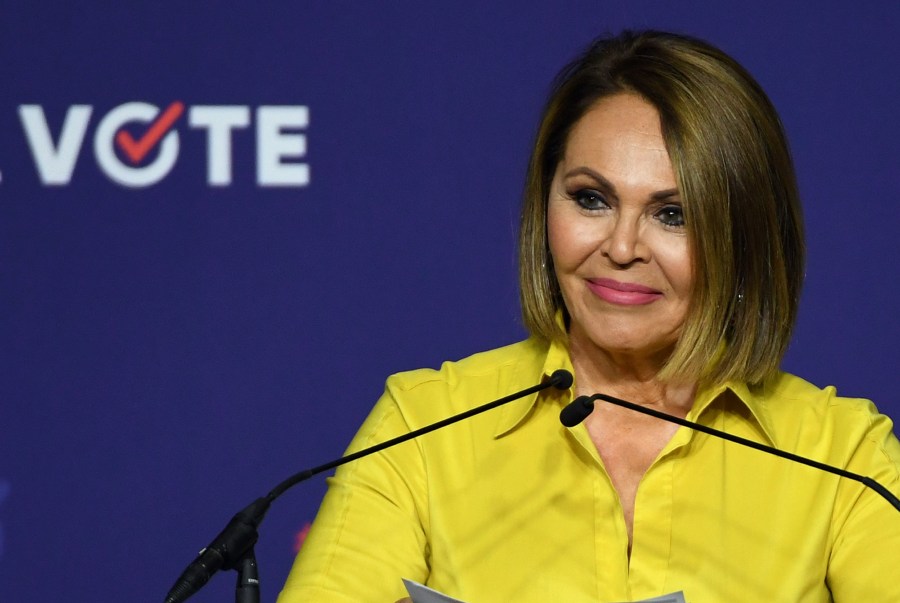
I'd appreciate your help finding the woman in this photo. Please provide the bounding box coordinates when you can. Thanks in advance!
[278,31,900,602]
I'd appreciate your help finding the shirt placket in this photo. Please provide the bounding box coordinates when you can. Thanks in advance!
[628,423,696,600]
[566,423,631,601]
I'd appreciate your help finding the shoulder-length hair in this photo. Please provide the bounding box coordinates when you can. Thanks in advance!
[519,30,804,386]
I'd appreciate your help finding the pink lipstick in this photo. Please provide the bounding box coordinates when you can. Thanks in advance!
[586,278,662,305]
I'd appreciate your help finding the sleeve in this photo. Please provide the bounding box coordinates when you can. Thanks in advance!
[826,402,900,601]
[277,376,431,603]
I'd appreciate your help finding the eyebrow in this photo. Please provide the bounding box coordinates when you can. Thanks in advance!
[562,166,680,201]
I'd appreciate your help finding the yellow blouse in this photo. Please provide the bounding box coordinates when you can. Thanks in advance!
[278,337,900,602]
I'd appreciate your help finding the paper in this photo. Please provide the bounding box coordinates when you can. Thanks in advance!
[403,579,686,603]
[403,579,466,603]
[618,593,687,603]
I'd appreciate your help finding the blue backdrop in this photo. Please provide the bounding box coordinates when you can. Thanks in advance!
[1,3,898,602]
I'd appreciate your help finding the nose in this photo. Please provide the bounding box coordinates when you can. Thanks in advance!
[600,213,649,266]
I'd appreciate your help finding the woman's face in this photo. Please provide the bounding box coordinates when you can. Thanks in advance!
[547,93,693,362]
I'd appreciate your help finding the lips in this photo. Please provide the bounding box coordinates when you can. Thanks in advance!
[586,278,662,305]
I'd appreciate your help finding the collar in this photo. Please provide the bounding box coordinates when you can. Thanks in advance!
[493,337,574,438]
[689,379,778,446]
[491,336,778,446]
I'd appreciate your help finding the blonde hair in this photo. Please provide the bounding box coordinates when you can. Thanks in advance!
[519,31,804,386]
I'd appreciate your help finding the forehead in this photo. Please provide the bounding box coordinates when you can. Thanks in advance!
[560,93,675,190]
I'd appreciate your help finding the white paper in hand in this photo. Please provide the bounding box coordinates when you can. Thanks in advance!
[618,593,687,603]
[403,579,466,603]
[403,579,686,603]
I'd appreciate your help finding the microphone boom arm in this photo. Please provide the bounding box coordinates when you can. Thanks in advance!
[571,393,900,513]
[164,370,573,603]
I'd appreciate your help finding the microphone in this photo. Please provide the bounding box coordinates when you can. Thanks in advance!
[560,393,900,513]
[559,395,594,427]
[165,369,573,603]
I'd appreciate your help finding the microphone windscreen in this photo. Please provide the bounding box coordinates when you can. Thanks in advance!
[549,369,574,390]
[559,396,594,427]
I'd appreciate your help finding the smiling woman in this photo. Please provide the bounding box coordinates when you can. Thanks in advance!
[547,94,693,375]
[520,33,804,388]
[278,30,900,603]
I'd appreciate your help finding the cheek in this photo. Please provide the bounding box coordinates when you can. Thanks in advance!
[652,239,694,294]
[547,203,596,269]
[546,206,566,261]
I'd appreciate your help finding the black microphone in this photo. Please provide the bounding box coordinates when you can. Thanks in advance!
[559,395,594,427]
[560,393,900,513]
[165,369,573,603]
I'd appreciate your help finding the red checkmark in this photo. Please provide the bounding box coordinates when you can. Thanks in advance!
[115,101,185,164]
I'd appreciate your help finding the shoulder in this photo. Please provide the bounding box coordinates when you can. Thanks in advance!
[760,372,883,426]
[386,337,549,393]
[377,337,552,421]
[755,372,900,468]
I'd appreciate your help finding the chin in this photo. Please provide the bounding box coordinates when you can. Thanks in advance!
[578,326,678,359]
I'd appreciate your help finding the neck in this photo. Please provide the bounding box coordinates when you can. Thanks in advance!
[567,328,696,414]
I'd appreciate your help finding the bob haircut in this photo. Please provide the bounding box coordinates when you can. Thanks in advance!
[519,30,804,386]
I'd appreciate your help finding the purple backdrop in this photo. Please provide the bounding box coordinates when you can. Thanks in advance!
[1,3,898,602]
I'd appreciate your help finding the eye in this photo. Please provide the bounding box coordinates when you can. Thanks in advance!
[572,189,610,211]
[655,204,685,228]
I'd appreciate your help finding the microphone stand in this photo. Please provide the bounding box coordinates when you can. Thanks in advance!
[235,550,259,603]
[164,369,573,603]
